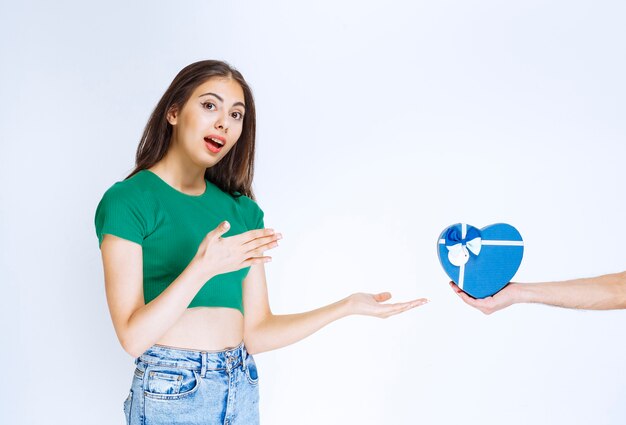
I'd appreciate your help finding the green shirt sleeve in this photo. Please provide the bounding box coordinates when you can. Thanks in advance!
[251,199,264,229]
[236,194,265,230]
[94,184,146,248]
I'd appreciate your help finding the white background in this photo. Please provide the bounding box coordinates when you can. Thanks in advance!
[2,0,625,424]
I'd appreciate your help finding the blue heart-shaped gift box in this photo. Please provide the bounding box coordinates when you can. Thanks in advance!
[437,223,524,298]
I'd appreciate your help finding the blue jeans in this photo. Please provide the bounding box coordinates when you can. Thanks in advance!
[124,342,260,425]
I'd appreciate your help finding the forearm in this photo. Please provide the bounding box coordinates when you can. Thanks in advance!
[245,297,352,354]
[514,271,626,310]
[120,262,209,357]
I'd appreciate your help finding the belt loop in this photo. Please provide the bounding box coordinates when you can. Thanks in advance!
[200,352,207,377]
[241,343,247,371]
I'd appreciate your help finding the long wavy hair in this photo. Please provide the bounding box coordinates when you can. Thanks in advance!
[125,60,258,200]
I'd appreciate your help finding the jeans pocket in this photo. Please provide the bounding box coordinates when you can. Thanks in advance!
[244,354,259,386]
[144,367,200,400]
[123,390,133,424]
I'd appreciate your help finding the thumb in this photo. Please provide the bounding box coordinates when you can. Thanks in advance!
[373,292,392,303]
[213,220,230,239]
[203,221,230,244]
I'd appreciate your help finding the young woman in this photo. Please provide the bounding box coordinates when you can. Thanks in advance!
[95,60,428,425]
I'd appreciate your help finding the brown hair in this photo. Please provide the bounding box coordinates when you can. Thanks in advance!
[126,60,258,200]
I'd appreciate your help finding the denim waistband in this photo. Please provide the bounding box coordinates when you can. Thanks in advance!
[135,341,248,375]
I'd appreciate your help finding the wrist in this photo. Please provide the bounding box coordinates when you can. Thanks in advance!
[338,295,355,318]
[186,258,215,286]
[509,282,534,304]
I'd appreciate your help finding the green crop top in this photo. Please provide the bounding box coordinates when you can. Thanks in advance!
[94,169,265,314]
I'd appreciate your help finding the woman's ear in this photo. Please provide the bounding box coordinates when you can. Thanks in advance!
[166,105,179,125]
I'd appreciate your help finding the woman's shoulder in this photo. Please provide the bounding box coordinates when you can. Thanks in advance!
[102,170,152,194]
[94,171,157,247]
[231,191,264,230]
[97,170,156,210]
[205,180,260,209]
[232,191,260,208]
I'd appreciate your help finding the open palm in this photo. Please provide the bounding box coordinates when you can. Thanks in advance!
[348,292,428,318]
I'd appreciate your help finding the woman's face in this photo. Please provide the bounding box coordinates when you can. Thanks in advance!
[167,77,246,169]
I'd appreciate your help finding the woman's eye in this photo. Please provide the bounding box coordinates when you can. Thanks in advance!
[231,112,243,120]
[202,102,215,110]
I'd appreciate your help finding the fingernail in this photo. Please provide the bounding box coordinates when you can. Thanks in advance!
[277,233,283,240]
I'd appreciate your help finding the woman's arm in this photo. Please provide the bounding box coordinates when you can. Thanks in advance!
[101,223,279,357]
[101,234,212,357]
[449,270,626,314]
[242,263,428,355]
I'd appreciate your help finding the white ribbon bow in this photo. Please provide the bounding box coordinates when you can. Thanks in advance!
[447,237,482,266]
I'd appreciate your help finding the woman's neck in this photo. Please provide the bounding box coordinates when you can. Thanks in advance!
[148,154,206,194]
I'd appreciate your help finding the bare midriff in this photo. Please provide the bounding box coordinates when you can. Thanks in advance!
[155,307,244,351]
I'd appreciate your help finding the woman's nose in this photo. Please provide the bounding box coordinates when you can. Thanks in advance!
[214,114,228,132]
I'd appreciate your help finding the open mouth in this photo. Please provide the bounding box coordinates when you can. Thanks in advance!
[204,137,224,152]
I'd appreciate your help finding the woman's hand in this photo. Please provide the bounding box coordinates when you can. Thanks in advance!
[448,281,519,314]
[345,292,429,318]
[192,221,282,279]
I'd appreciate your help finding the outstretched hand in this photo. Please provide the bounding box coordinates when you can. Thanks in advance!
[346,292,429,318]
[448,281,519,314]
